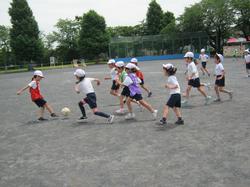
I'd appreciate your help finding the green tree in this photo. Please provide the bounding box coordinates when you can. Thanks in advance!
[201,0,234,53]
[160,21,179,36]
[161,11,175,29]
[79,10,109,60]
[9,0,43,64]
[231,0,250,41]
[0,25,11,66]
[146,0,164,35]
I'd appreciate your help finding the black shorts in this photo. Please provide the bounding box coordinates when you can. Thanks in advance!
[130,93,143,101]
[34,98,47,108]
[84,93,97,109]
[201,62,207,68]
[121,86,130,97]
[188,78,201,88]
[111,80,120,90]
[167,93,181,108]
[215,76,225,87]
[246,63,250,69]
[139,79,144,85]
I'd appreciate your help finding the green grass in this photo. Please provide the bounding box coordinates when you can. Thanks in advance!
[0,61,106,74]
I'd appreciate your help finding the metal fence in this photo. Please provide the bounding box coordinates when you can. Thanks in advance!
[109,32,210,58]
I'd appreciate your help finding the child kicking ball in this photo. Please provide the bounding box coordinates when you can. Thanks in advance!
[17,70,58,121]
[74,69,114,124]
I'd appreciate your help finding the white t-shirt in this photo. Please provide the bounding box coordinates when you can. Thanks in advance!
[215,63,224,76]
[110,68,117,80]
[28,81,38,89]
[244,54,250,63]
[123,74,141,86]
[199,54,209,62]
[188,62,199,79]
[78,78,95,95]
[167,75,180,95]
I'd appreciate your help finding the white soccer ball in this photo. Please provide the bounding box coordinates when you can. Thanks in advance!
[61,107,71,116]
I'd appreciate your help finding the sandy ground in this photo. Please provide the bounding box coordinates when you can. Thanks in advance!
[0,58,250,187]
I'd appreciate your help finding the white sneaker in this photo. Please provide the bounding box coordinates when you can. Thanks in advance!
[152,110,158,120]
[204,82,211,90]
[125,113,135,120]
[108,115,114,124]
[205,96,212,105]
[229,92,233,100]
[116,108,125,114]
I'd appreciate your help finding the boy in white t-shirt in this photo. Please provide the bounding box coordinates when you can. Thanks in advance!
[182,52,212,105]
[199,49,210,76]
[158,63,184,125]
[74,69,114,123]
[214,54,233,102]
[244,49,250,77]
[104,59,120,96]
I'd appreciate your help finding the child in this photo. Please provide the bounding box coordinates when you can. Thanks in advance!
[199,49,210,76]
[130,58,152,97]
[159,64,184,125]
[17,70,58,121]
[214,53,233,102]
[104,59,120,96]
[182,52,212,105]
[115,61,129,114]
[74,69,114,123]
[119,63,157,120]
[244,49,250,77]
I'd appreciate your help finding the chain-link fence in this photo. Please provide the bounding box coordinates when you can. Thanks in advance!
[109,32,210,58]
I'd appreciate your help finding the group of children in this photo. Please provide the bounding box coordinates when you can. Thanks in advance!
[17,50,236,126]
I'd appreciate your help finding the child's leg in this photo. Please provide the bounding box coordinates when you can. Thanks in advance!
[141,84,150,94]
[200,67,205,74]
[78,101,86,117]
[138,100,154,112]
[119,95,125,109]
[110,90,120,97]
[197,86,208,97]
[92,108,110,118]
[218,87,231,94]
[173,107,182,118]
[214,85,220,99]
[185,85,192,99]
[126,97,133,113]
[162,105,169,119]
[44,103,54,114]
[205,68,210,75]
[38,107,45,118]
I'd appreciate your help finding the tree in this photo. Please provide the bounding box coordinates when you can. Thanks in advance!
[160,21,179,36]
[161,11,175,29]
[78,10,109,60]
[9,0,43,64]
[201,0,234,53]
[0,25,11,66]
[146,0,164,35]
[231,0,250,41]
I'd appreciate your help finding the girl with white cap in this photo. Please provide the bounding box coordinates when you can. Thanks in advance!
[117,63,157,120]
[213,54,233,102]
[17,70,58,121]
[159,63,184,125]
[74,69,114,123]
[199,49,210,76]
[244,49,250,77]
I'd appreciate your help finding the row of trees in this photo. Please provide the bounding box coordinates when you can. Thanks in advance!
[0,0,249,67]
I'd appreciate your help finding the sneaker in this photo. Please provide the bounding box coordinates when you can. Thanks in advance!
[159,119,167,125]
[38,117,48,121]
[208,73,211,77]
[125,113,135,120]
[181,100,189,107]
[51,113,59,117]
[116,108,125,114]
[152,110,158,120]
[148,92,152,97]
[204,83,211,90]
[213,98,221,102]
[108,115,114,124]
[77,116,87,122]
[205,96,212,105]
[175,119,184,125]
[229,92,233,100]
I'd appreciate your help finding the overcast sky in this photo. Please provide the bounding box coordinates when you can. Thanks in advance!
[0,0,200,34]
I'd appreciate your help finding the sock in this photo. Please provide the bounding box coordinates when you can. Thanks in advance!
[78,102,86,117]
[94,111,110,118]
[162,117,166,122]
[178,117,182,121]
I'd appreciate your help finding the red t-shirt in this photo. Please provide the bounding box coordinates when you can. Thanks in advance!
[28,80,43,101]
[136,71,144,80]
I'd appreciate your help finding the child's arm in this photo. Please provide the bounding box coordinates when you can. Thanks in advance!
[104,77,111,80]
[216,70,225,80]
[17,85,30,95]
[165,83,178,89]
[74,84,80,94]
[91,78,101,86]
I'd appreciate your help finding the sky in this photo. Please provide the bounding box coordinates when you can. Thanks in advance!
[0,0,200,34]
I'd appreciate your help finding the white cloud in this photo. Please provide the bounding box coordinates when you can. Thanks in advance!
[0,0,200,34]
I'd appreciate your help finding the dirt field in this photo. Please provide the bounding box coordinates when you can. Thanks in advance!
[0,58,250,187]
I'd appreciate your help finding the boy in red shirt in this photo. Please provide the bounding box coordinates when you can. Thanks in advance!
[17,70,58,121]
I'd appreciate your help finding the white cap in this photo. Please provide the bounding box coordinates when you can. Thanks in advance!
[216,53,224,62]
[130,58,138,63]
[34,70,44,78]
[163,63,174,69]
[115,61,125,68]
[201,49,205,53]
[74,69,85,77]
[125,63,140,70]
[244,49,250,53]
[184,52,194,58]
[107,59,115,64]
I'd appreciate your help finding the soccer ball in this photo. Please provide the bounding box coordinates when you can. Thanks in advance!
[61,107,71,116]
